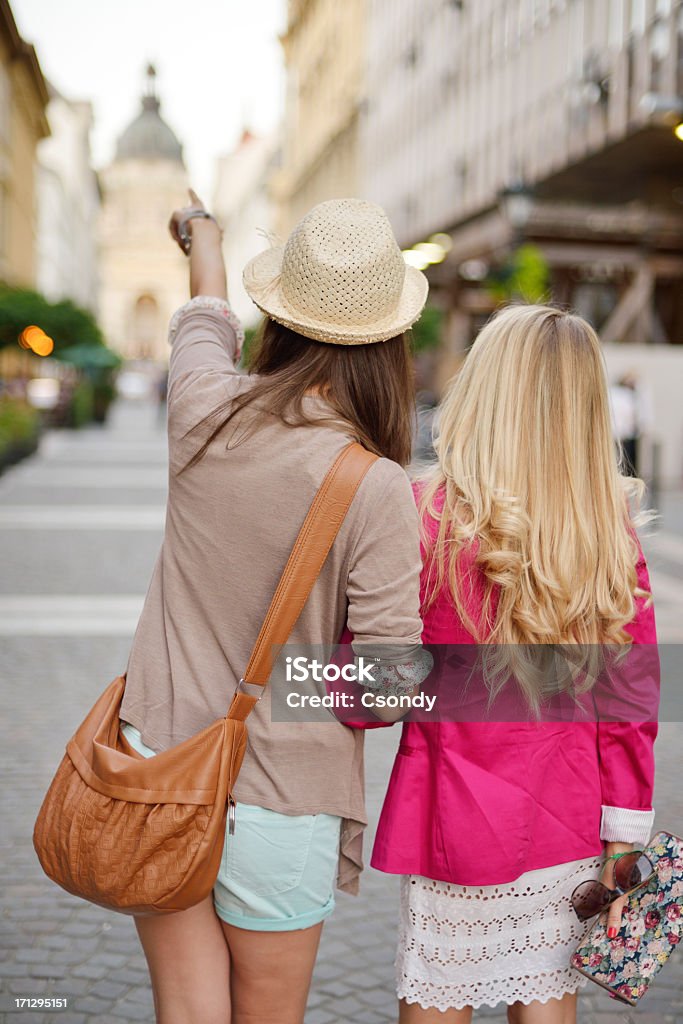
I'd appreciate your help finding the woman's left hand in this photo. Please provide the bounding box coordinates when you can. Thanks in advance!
[601,841,635,938]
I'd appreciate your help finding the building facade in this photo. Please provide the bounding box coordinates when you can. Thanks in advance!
[274,0,365,234]
[0,0,49,287]
[37,83,100,312]
[213,129,279,328]
[361,0,462,248]
[361,0,683,483]
[98,65,188,362]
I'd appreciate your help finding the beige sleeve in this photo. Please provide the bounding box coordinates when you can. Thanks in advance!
[345,461,424,647]
[166,298,246,475]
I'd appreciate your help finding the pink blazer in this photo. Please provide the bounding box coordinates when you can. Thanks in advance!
[371,487,659,886]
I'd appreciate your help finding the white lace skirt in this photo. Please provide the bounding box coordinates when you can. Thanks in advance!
[396,855,603,1011]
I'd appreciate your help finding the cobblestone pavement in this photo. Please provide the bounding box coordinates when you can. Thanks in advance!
[1,400,682,1024]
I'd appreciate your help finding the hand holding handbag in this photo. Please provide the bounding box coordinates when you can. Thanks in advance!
[33,442,377,916]
[571,830,683,1005]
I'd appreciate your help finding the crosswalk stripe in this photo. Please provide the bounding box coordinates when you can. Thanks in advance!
[0,595,145,611]
[0,619,140,635]
[0,506,165,529]
[0,468,168,488]
[0,595,146,636]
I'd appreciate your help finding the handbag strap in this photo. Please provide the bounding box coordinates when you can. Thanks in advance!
[226,441,378,722]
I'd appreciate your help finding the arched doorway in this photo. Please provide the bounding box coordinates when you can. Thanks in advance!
[131,294,160,359]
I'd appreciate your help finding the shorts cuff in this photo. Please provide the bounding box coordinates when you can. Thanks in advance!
[213,895,335,932]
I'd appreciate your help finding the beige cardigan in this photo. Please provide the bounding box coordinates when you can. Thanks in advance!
[120,298,423,894]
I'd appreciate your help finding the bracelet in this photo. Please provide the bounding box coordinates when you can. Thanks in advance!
[178,212,222,256]
[605,849,638,862]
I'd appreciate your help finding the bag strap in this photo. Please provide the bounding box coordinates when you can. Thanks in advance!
[226,441,378,722]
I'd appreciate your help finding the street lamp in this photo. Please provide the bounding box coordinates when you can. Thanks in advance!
[402,233,453,271]
[499,181,534,234]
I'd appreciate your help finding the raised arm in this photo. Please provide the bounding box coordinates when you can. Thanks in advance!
[169,189,227,300]
[165,190,245,475]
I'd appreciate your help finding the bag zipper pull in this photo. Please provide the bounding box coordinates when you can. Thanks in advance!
[228,795,236,835]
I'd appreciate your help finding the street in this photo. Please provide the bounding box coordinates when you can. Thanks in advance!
[1,400,682,1024]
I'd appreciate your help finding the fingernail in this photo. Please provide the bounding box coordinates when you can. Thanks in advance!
[607,927,618,938]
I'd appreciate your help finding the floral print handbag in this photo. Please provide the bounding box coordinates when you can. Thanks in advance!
[571,831,683,1006]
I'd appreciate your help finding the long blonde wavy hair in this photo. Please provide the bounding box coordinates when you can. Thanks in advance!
[420,304,651,708]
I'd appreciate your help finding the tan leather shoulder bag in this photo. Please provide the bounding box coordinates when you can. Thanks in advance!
[33,442,377,916]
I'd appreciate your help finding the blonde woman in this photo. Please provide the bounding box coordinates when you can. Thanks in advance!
[372,305,659,1023]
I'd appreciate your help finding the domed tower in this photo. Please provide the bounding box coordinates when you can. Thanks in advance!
[98,65,189,362]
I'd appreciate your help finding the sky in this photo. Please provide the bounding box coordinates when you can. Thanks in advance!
[12,0,287,198]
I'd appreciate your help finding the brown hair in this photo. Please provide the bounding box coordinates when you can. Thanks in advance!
[178,317,416,472]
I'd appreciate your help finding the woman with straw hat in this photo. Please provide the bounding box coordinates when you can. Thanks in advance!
[116,191,431,1023]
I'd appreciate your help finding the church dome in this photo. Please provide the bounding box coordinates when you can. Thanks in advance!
[115,65,184,165]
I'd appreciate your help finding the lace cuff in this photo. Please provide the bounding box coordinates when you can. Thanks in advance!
[168,295,245,351]
[353,646,434,697]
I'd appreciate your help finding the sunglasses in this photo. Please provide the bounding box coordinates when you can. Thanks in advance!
[570,850,655,922]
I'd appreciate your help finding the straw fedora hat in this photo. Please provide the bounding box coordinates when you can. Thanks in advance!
[242,198,428,345]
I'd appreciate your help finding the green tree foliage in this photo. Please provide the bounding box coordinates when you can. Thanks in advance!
[67,380,95,428]
[410,304,443,352]
[240,324,259,366]
[0,396,41,469]
[0,286,122,427]
[0,286,104,352]
[486,244,550,304]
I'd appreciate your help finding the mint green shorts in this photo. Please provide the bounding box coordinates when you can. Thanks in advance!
[120,721,342,932]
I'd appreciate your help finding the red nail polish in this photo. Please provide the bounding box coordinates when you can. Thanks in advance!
[607,927,618,938]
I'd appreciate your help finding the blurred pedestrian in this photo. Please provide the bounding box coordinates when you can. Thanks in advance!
[412,388,438,465]
[372,306,658,1024]
[609,370,652,477]
[116,191,431,1023]
[155,366,168,425]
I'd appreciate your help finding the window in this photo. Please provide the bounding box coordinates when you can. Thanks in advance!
[0,64,8,265]
[132,295,160,360]
[650,18,670,62]
[404,43,419,68]
[534,0,551,28]
[609,0,625,47]
[502,1,512,51]
[0,181,7,263]
[572,282,619,330]
[0,65,10,144]
[629,0,646,34]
